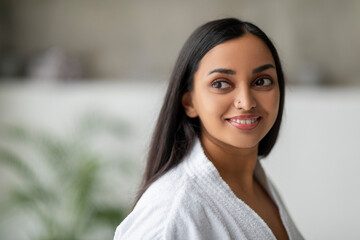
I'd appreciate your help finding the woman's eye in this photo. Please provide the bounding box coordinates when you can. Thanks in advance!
[211,81,231,89]
[254,78,272,86]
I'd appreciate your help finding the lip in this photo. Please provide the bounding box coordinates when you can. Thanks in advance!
[226,115,261,130]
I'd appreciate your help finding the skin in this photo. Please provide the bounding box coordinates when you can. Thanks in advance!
[182,34,288,240]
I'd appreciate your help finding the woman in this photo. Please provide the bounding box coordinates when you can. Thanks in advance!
[114,18,304,240]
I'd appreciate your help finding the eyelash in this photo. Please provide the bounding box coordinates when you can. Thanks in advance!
[211,80,232,89]
[210,76,274,90]
[252,77,273,87]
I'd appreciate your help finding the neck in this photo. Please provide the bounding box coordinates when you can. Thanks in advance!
[200,131,258,194]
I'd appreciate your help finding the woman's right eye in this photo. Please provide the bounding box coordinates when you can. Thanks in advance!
[211,80,231,89]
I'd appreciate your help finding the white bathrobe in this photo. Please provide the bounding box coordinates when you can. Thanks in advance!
[114,138,304,240]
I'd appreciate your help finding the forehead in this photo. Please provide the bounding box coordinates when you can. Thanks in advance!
[197,34,275,74]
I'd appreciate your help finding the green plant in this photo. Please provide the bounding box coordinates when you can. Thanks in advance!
[0,113,137,240]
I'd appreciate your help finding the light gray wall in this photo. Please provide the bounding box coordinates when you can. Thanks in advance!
[6,0,360,84]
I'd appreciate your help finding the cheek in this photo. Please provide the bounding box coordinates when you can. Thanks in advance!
[194,91,229,122]
[263,91,280,122]
[254,89,279,111]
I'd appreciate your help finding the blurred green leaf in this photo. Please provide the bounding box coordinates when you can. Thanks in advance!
[0,113,135,240]
[0,123,31,141]
[73,157,99,213]
[92,206,129,227]
[9,185,55,206]
[0,147,39,184]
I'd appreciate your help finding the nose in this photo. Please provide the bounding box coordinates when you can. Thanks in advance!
[234,87,256,110]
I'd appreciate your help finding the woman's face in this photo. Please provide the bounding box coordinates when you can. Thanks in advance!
[182,34,280,150]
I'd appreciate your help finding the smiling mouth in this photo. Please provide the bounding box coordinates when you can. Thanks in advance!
[228,118,259,124]
[226,117,261,130]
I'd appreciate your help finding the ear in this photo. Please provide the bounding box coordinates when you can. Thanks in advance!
[182,92,198,118]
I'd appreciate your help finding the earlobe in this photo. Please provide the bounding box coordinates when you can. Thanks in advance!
[182,92,198,118]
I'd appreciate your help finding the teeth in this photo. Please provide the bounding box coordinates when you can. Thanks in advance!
[230,118,258,124]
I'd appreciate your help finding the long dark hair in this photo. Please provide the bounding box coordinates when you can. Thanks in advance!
[132,18,285,208]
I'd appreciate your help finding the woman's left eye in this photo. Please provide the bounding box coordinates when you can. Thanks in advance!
[254,78,273,86]
[211,81,231,89]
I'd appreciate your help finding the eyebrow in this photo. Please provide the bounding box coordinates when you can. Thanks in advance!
[208,68,236,75]
[207,64,275,76]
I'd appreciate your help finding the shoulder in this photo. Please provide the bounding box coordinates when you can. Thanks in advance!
[113,162,211,240]
[114,139,234,240]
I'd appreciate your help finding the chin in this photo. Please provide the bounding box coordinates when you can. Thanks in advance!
[226,135,262,149]
[231,142,259,150]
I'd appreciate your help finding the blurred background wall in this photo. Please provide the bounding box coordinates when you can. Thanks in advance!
[1,0,360,84]
[0,1,360,240]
